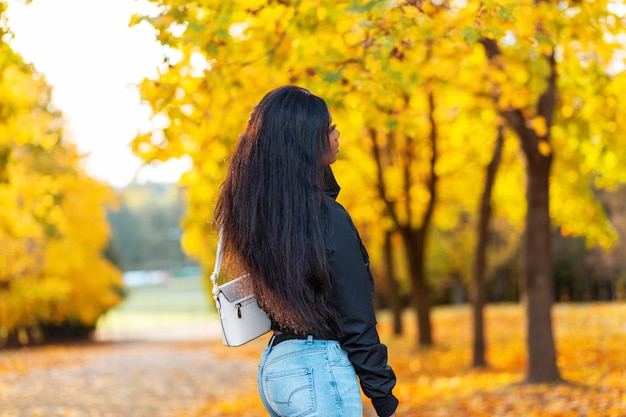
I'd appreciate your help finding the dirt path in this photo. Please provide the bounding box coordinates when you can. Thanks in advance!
[0,337,257,417]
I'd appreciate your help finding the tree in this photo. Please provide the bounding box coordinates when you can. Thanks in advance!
[472,0,626,382]
[479,33,561,381]
[0,10,123,345]
[132,0,508,348]
[106,183,199,272]
[132,1,626,367]
[472,124,504,367]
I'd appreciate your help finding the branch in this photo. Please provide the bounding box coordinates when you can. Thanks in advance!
[422,90,438,228]
[369,126,401,229]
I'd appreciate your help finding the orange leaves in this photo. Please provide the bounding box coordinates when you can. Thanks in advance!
[191,392,263,417]
[422,383,623,417]
[383,303,626,416]
[0,304,622,416]
[181,303,626,417]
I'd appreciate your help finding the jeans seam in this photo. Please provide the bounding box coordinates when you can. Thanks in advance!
[265,347,327,368]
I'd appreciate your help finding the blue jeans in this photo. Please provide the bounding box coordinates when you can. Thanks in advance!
[258,335,363,417]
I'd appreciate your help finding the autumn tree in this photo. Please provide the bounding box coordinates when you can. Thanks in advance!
[468,0,626,382]
[0,9,123,345]
[132,0,511,348]
[131,0,442,318]
[133,1,626,375]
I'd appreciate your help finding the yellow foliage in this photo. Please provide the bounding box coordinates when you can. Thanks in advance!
[528,116,548,137]
[130,0,626,304]
[0,37,123,334]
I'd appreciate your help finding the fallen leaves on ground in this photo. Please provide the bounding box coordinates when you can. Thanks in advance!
[0,342,255,417]
[195,302,626,417]
[0,303,623,417]
[0,344,87,374]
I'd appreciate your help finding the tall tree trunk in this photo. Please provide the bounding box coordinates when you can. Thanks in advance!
[403,227,432,346]
[408,90,438,347]
[472,125,505,368]
[407,91,438,346]
[480,34,561,382]
[520,136,561,382]
[512,50,561,383]
[383,230,403,335]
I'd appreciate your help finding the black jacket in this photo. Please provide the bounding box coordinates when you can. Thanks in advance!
[323,168,398,417]
[271,168,398,416]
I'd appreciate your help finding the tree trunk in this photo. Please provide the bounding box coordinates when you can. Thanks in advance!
[472,125,504,368]
[410,90,438,347]
[509,49,561,383]
[383,230,403,335]
[403,90,438,347]
[480,34,562,383]
[403,226,432,346]
[521,145,561,382]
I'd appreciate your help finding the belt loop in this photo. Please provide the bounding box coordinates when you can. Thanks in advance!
[306,335,313,345]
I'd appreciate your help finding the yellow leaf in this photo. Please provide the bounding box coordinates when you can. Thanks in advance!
[529,116,548,137]
[538,139,551,156]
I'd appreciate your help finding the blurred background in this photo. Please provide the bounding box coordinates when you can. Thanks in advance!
[1,1,626,415]
[0,0,625,381]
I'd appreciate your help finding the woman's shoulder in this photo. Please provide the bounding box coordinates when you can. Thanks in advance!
[324,197,349,218]
[324,198,357,234]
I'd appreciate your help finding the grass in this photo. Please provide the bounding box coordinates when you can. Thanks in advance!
[96,277,217,336]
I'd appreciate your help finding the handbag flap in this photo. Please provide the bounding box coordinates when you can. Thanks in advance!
[220,273,255,303]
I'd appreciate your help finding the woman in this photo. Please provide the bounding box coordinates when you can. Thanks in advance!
[214,85,398,417]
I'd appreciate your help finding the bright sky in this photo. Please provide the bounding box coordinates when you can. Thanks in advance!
[5,0,191,188]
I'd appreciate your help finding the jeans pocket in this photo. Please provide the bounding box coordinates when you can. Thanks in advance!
[263,367,315,417]
[331,343,353,367]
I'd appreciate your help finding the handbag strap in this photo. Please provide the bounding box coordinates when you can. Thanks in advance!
[210,231,233,346]
[210,231,223,298]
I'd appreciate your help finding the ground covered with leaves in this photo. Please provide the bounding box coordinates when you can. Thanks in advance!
[194,302,626,417]
[0,341,256,417]
[0,303,624,417]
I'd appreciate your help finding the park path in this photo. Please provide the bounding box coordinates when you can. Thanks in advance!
[0,325,258,417]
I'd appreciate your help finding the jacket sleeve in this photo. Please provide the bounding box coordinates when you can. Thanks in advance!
[327,204,398,417]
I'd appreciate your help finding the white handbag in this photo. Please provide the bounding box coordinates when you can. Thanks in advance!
[210,233,271,347]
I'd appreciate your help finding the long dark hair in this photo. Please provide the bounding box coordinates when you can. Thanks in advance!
[214,85,339,335]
